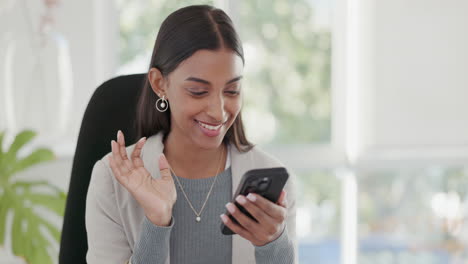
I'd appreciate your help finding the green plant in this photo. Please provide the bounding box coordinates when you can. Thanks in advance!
[0,130,66,264]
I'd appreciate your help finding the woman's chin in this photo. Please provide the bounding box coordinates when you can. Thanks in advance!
[194,135,225,150]
[192,131,226,150]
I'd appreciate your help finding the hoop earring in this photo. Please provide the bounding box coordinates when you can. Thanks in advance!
[155,95,168,112]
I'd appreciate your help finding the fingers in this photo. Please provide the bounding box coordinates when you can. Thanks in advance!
[131,137,147,167]
[220,214,262,246]
[234,195,270,224]
[277,190,288,208]
[225,202,262,234]
[222,193,288,246]
[110,131,146,183]
[117,130,127,159]
[108,154,127,186]
[117,131,134,171]
[158,154,172,181]
[110,139,135,187]
[111,140,130,174]
[234,195,280,236]
[246,193,287,221]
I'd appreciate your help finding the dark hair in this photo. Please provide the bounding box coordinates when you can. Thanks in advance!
[135,5,254,152]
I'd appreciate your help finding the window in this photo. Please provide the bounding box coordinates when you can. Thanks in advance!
[297,170,341,262]
[358,167,468,264]
[237,0,332,145]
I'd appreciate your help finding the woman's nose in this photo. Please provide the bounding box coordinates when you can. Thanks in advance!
[207,94,227,122]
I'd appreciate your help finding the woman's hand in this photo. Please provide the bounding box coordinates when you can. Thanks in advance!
[220,190,288,246]
[108,130,177,227]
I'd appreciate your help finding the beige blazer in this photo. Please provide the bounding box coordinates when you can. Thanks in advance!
[86,132,297,264]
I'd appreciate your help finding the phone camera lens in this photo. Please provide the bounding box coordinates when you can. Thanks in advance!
[258,182,269,191]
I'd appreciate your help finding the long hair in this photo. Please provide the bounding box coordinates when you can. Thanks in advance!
[135,5,254,152]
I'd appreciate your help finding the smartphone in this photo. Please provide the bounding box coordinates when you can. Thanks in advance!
[220,167,289,235]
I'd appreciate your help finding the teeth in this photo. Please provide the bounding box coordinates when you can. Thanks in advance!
[197,120,222,130]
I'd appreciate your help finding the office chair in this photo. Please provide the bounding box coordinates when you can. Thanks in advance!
[59,73,146,264]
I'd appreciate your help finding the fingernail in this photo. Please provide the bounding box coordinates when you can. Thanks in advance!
[226,203,235,213]
[236,195,246,205]
[220,214,227,223]
[117,130,121,139]
[247,193,256,202]
[139,137,146,143]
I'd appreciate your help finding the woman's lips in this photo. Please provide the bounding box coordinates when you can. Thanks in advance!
[194,119,227,137]
[196,119,224,126]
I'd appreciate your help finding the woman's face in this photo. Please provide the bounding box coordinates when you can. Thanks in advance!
[164,49,243,150]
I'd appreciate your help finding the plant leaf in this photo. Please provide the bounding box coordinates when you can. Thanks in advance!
[1,130,40,182]
[11,208,26,257]
[0,193,10,245]
[0,130,62,264]
[13,180,63,195]
[6,130,36,159]
[9,148,55,177]
[0,131,6,182]
[6,182,66,264]
[25,192,66,216]
[28,210,55,263]
[10,198,57,264]
[38,216,61,241]
[0,130,5,155]
[15,180,66,217]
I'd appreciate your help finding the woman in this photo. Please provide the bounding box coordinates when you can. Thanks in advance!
[85,5,296,264]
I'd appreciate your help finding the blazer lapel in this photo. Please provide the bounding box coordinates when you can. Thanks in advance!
[141,132,165,180]
[230,146,256,264]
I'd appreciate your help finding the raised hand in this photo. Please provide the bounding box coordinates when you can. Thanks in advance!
[108,130,177,226]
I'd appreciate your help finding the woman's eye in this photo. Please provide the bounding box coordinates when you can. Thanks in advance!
[225,91,240,95]
[190,91,207,96]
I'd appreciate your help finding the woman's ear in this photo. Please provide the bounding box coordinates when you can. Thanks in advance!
[148,67,167,99]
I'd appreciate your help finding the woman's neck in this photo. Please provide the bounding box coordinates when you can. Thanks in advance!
[162,132,227,179]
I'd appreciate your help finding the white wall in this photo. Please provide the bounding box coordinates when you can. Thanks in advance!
[351,0,468,167]
[0,0,118,156]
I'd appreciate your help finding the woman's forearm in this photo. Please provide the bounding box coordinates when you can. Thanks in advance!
[130,216,174,264]
[254,227,295,264]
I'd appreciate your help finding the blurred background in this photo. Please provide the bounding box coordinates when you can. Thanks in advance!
[1,0,468,263]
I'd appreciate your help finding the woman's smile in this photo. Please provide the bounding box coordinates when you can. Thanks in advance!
[195,119,228,137]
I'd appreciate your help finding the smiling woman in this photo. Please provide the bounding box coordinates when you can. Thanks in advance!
[134,6,253,154]
[146,49,244,152]
[85,4,297,264]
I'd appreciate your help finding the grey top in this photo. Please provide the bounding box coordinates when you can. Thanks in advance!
[86,132,298,264]
[169,166,233,263]
[130,154,294,263]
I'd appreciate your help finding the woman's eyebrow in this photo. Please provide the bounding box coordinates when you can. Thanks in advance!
[226,76,243,85]
[185,76,243,85]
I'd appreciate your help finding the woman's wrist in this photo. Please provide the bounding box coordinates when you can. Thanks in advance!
[146,207,173,227]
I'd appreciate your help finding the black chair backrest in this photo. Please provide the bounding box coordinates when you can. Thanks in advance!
[59,74,146,264]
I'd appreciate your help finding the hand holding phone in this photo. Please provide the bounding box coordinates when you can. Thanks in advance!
[220,167,289,235]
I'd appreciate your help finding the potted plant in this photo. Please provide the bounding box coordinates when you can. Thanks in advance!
[0,130,66,264]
